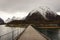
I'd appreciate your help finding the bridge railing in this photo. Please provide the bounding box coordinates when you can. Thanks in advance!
[0,28,25,40]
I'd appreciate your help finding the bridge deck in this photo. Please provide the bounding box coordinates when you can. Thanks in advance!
[18,25,51,40]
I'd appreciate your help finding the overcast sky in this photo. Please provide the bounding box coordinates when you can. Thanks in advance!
[0,0,60,12]
[0,0,60,21]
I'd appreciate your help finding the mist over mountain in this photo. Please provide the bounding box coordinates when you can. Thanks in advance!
[6,7,60,24]
[25,7,57,21]
[5,6,60,28]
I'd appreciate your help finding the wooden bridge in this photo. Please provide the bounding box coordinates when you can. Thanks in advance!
[17,25,51,40]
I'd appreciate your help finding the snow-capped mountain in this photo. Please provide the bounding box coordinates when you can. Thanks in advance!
[25,6,57,21]
[5,16,24,23]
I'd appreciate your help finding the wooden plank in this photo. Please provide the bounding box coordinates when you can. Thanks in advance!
[18,25,51,40]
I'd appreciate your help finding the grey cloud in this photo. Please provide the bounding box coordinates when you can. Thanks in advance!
[0,0,60,13]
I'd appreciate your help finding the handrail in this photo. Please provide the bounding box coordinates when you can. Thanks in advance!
[0,29,18,37]
[16,27,27,40]
[0,27,25,40]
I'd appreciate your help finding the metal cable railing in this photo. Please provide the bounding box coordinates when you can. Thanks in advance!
[0,28,25,40]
